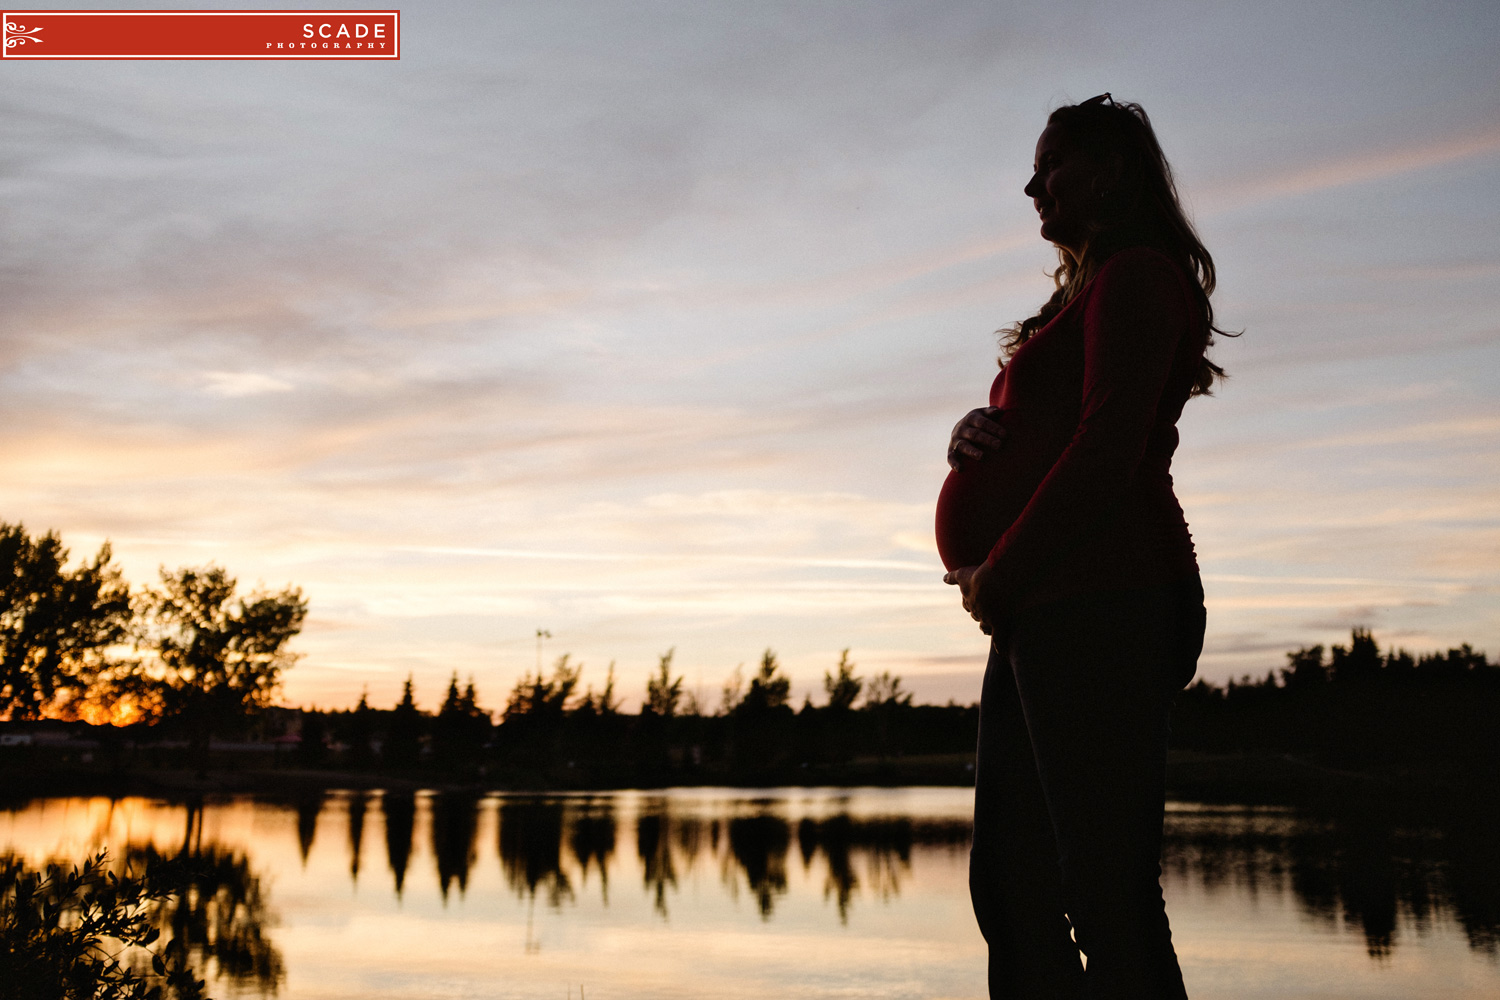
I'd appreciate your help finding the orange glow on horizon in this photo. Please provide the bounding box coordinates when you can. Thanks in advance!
[30,694,154,728]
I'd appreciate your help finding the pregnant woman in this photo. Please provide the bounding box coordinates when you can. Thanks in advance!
[938,95,1230,999]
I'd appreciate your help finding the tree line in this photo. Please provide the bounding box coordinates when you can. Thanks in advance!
[306,627,1499,788]
[0,521,306,745]
[1170,627,1500,782]
[8,520,1496,788]
[302,647,976,786]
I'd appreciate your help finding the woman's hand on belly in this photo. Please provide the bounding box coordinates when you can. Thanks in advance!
[944,560,1000,634]
[948,407,1005,471]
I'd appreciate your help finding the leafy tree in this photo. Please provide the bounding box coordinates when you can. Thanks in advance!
[1417,643,1488,680]
[1279,644,1327,690]
[862,670,911,759]
[0,522,131,720]
[719,664,744,716]
[576,661,621,717]
[645,648,683,717]
[863,671,911,709]
[0,851,208,1000]
[823,649,862,711]
[503,654,581,721]
[1383,647,1416,678]
[739,649,790,714]
[138,565,306,742]
[1331,628,1381,684]
[681,688,708,717]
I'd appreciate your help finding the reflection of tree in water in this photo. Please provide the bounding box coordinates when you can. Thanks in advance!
[676,812,706,867]
[726,814,791,919]
[346,791,368,882]
[58,800,284,996]
[431,792,480,901]
[795,815,971,923]
[637,805,677,917]
[1162,808,1500,959]
[498,798,573,908]
[799,816,856,918]
[570,798,616,903]
[124,842,284,995]
[1446,820,1500,956]
[0,797,284,1000]
[294,792,323,865]
[382,791,416,897]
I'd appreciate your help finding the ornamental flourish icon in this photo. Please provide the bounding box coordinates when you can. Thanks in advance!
[5,22,45,48]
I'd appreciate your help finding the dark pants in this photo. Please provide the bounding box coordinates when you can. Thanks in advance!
[970,579,1204,1000]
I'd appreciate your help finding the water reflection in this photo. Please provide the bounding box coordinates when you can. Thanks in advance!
[570,798,616,902]
[126,841,283,992]
[498,796,573,908]
[0,799,285,997]
[432,792,480,900]
[726,813,790,918]
[294,791,322,865]
[3,789,1498,1000]
[346,791,367,881]
[383,790,415,895]
[637,805,677,916]
[1162,806,1500,960]
[331,791,1497,963]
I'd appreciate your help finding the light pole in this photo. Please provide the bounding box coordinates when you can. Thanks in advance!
[536,628,551,676]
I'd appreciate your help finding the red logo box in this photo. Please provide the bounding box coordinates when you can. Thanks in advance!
[1,9,399,59]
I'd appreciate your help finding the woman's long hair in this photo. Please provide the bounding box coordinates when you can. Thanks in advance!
[1001,97,1234,395]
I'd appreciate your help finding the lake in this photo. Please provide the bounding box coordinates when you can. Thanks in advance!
[2,787,1496,999]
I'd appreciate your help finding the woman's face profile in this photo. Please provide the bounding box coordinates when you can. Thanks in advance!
[1023,123,1100,258]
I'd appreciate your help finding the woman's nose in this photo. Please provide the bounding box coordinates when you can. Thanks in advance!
[1023,173,1042,198]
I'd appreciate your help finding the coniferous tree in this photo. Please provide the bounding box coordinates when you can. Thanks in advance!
[297,708,327,767]
[383,676,422,769]
[434,673,489,770]
[346,688,375,768]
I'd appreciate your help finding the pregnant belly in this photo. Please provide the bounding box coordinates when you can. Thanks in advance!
[934,439,1048,572]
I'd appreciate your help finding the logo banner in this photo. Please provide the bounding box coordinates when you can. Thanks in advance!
[1,10,399,59]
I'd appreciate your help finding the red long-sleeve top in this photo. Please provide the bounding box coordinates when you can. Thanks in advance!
[934,246,1203,611]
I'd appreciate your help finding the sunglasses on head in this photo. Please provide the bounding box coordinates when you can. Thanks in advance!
[1082,92,1114,107]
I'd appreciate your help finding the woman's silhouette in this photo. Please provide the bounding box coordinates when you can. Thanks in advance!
[938,94,1230,999]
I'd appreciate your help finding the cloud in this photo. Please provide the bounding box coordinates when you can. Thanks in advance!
[1201,127,1500,215]
[202,371,295,397]
[3,2,1499,708]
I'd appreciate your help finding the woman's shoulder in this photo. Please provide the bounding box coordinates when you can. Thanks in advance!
[1095,244,1188,285]
[1088,244,1196,310]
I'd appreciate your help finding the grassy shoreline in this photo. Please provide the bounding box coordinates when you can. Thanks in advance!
[4,750,1494,816]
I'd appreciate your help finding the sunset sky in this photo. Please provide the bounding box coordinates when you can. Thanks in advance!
[3,0,1497,712]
